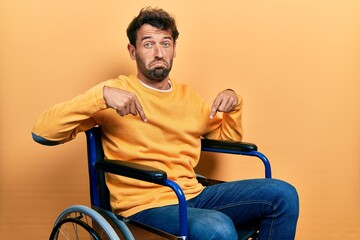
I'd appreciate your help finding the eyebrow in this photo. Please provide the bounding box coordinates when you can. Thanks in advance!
[141,36,152,41]
[140,36,173,42]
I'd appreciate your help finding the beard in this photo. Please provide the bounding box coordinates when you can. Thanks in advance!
[149,67,170,80]
[136,55,173,81]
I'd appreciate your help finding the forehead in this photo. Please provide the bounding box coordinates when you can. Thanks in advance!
[136,24,173,41]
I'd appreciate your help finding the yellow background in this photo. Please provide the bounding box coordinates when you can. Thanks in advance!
[1,0,359,239]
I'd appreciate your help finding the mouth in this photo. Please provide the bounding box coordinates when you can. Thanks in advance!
[149,60,168,68]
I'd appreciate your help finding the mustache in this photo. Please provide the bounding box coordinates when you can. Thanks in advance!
[149,59,168,68]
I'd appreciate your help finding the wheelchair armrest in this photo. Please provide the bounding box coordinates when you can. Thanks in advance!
[201,139,257,152]
[95,159,188,238]
[95,159,167,184]
[201,139,272,178]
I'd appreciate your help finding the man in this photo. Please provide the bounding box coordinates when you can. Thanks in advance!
[32,7,299,239]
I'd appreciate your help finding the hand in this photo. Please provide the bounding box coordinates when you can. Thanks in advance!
[209,89,238,119]
[103,86,147,122]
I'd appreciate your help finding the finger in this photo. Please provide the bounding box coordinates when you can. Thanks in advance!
[129,100,138,116]
[210,97,222,119]
[116,108,125,116]
[134,97,147,122]
[219,96,234,112]
[223,95,238,112]
[218,95,230,112]
[124,104,130,115]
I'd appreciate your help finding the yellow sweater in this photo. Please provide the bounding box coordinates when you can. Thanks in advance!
[32,74,243,217]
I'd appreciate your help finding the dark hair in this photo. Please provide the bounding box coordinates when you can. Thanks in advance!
[126,7,179,47]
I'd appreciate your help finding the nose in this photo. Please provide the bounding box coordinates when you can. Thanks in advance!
[154,44,165,59]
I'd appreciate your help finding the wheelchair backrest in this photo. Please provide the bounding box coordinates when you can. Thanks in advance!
[85,127,111,210]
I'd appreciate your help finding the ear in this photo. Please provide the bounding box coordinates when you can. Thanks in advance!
[173,41,177,58]
[128,43,136,60]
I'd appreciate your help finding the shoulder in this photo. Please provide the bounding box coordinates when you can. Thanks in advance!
[171,80,208,108]
[102,75,134,87]
[172,80,200,96]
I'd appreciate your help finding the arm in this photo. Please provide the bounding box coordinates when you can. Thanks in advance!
[204,89,243,142]
[32,83,106,145]
[32,79,147,145]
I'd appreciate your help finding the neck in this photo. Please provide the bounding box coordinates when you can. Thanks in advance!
[137,75,171,90]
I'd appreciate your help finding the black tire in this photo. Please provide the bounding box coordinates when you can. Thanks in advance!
[49,205,120,240]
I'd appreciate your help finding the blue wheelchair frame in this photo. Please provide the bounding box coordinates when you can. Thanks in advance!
[85,127,271,239]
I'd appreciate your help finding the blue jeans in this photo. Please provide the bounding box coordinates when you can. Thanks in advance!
[129,179,299,240]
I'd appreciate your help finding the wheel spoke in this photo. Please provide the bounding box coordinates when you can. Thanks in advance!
[49,206,120,240]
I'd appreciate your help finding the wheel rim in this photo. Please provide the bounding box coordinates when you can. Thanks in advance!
[50,209,115,240]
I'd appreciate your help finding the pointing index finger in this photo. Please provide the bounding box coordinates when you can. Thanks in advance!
[134,97,147,122]
[210,97,222,119]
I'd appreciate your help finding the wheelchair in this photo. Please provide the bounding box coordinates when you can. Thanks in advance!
[49,127,272,240]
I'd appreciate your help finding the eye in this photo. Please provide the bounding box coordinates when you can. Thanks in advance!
[162,41,171,48]
[144,42,153,48]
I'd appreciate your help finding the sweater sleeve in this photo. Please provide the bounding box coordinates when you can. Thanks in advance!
[32,82,108,145]
[203,94,244,142]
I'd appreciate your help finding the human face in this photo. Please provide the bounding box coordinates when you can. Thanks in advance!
[128,24,176,89]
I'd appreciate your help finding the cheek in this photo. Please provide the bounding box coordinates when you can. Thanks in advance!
[167,48,176,59]
[136,54,150,69]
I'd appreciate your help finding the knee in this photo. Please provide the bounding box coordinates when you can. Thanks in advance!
[189,211,237,240]
[269,179,299,219]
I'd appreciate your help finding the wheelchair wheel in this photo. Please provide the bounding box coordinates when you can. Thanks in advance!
[49,205,120,240]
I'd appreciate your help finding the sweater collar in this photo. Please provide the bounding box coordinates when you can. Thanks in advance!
[137,79,173,93]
